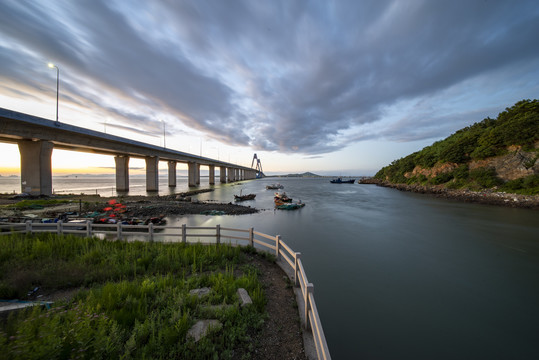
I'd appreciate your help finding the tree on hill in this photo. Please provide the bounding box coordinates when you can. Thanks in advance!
[374,99,539,194]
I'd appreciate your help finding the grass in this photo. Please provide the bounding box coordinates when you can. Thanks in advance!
[1,199,72,210]
[0,233,267,359]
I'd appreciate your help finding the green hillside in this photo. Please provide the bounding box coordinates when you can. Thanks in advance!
[374,99,539,195]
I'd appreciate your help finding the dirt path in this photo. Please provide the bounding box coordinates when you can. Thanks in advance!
[244,253,307,360]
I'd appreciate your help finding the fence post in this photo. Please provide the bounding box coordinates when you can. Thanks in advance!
[148,222,154,242]
[216,224,221,244]
[249,227,254,247]
[275,235,281,260]
[25,220,31,234]
[182,224,186,243]
[86,221,92,237]
[57,220,63,235]
[294,252,301,287]
[304,283,314,330]
[117,222,122,240]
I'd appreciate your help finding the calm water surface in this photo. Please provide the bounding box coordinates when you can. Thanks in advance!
[166,177,539,359]
[2,176,538,359]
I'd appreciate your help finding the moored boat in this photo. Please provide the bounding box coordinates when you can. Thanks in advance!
[234,193,256,201]
[274,192,292,202]
[266,183,284,189]
[330,177,355,184]
[275,200,305,210]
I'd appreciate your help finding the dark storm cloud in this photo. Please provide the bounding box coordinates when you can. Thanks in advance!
[0,0,538,155]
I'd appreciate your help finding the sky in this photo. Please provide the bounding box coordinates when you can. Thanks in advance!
[1,0,538,176]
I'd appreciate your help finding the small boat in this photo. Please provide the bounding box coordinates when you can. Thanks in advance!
[330,177,355,184]
[274,192,292,202]
[145,216,167,226]
[234,193,256,201]
[276,201,305,210]
[266,183,284,189]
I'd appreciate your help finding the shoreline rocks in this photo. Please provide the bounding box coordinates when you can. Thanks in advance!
[359,178,539,210]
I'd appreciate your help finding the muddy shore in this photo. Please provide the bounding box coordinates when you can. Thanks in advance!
[359,178,539,210]
[0,189,259,221]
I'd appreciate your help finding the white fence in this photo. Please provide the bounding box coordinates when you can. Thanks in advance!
[1,221,331,360]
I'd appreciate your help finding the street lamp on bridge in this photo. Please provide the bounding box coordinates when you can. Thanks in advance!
[47,62,60,126]
[162,119,166,148]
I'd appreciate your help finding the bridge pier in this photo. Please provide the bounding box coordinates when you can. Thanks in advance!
[18,140,53,196]
[168,161,176,187]
[188,162,199,187]
[114,155,130,192]
[209,165,215,185]
[227,167,234,182]
[220,166,227,183]
[145,156,159,192]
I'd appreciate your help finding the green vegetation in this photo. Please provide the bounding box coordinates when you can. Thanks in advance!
[0,233,267,359]
[499,174,539,195]
[2,199,72,210]
[375,99,539,194]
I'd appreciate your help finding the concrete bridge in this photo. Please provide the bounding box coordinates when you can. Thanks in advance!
[0,108,258,195]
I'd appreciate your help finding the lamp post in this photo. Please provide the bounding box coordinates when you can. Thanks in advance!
[162,120,166,148]
[47,63,59,126]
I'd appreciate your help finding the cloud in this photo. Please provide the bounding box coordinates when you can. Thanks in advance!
[0,0,538,156]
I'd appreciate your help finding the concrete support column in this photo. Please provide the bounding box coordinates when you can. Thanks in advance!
[196,163,201,185]
[227,167,234,182]
[145,156,159,192]
[220,166,227,183]
[235,168,239,181]
[114,155,130,192]
[209,165,215,185]
[168,161,176,187]
[188,162,197,187]
[18,140,53,196]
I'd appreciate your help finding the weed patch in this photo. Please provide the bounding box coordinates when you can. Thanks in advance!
[0,234,268,359]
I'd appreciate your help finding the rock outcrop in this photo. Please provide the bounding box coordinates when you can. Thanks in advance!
[469,147,538,180]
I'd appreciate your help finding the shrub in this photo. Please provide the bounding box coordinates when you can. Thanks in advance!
[429,172,454,185]
[500,174,539,195]
[469,167,503,188]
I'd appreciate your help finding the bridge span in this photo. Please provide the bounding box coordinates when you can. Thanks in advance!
[0,108,257,195]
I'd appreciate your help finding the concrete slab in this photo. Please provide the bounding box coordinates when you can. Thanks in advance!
[0,300,53,313]
[237,288,252,307]
[187,319,222,342]
[189,287,211,297]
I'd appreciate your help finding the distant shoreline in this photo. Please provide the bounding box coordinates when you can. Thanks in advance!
[359,178,539,210]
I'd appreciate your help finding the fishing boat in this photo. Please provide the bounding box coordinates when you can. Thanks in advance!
[330,177,355,184]
[266,183,284,189]
[275,200,305,210]
[274,192,292,202]
[234,193,256,201]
